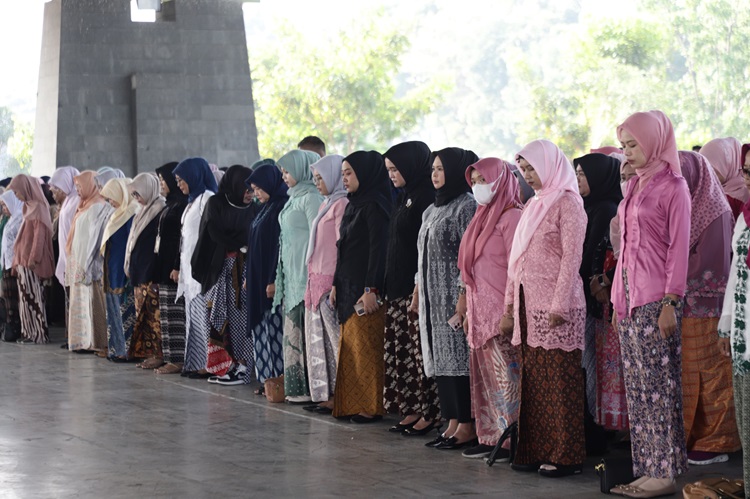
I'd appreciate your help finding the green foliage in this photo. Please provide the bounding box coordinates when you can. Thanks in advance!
[8,117,34,171]
[0,107,14,149]
[250,10,447,158]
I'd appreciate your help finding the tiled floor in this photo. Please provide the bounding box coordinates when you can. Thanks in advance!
[0,328,742,498]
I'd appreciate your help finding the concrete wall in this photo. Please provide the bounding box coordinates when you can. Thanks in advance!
[33,0,259,177]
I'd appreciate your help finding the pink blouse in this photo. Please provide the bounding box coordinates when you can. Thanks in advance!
[304,197,348,310]
[612,169,691,321]
[466,209,521,349]
[505,192,587,351]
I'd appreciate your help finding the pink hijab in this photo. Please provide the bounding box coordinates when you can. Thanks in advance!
[508,140,581,280]
[678,150,731,248]
[591,146,621,155]
[700,137,749,204]
[617,110,681,192]
[7,174,55,278]
[458,158,522,288]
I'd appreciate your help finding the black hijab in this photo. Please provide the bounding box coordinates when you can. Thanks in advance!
[382,141,435,300]
[344,151,392,216]
[573,153,622,211]
[433,147,478,206]
[384,141,433,196]
[245,163,289,331]
[155,162,187,205]
[220,164,252,206]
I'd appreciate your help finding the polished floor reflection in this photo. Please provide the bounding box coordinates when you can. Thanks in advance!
[0,329,742,498]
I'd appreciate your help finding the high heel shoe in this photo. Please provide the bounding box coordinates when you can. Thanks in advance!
[435,436,478,450]
[403,420,443,437]
[388,419,418,433]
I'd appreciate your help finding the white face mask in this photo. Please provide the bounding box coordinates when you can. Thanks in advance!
[472,179,498,206]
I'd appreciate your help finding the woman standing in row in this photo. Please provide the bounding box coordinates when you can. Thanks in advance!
[418,148,478,448]
[610,111,691,497]
[196,165,256,385]
[275,150,323,401]
[154,162,187,374]
[126,173,166,369]
[9,174,55,344]
[0,190,23,342]
[502,140,587,477]
[174,158,217,377]
[574,153,623,449]
[49,167,80,348]
[458,157,522,459]
[331,150,391,423]
[382,141,440,435]
[67,172,113,352]
[678,150,739,466]
[303,155,348,411]
[99,178,138,360]
[246,162,288,388]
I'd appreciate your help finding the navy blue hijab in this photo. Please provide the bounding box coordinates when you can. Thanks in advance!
[172,157,218,202]
[245,163,289,332]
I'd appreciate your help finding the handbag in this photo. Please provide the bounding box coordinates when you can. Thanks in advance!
[683,478,745,499]
[486,421,517,466]
[594,457,634,494]
[264,375,285,403]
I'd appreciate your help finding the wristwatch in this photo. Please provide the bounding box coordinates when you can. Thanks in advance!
[364,287,378,295]
[660,297,681,308]
[597,275,609,287]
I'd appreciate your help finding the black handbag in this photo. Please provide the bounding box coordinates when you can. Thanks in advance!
[486,421,517,466]
[595,457,634,494]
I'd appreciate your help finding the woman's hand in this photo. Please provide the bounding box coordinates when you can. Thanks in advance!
[499,314,513,335]
[170,270,179,283]
[658,305,678,339]
[329,286,336,307]
[589,275,603,296]
[409,285,419,314]
[594,287,611,305]
[266,283,275,299]
[548,313,567,328]
[357,292,379,315]
[718,337,731,358]
[455,293,467,323]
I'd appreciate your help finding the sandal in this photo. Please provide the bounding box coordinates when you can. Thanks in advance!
[254,386,265,396]
[155,363,183,375]
[137,358,165,369]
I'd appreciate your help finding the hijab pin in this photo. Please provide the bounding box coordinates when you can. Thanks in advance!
[406,198,412,208]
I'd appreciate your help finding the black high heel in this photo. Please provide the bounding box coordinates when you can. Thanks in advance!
[403,420,443,437]
[388,419,418,433]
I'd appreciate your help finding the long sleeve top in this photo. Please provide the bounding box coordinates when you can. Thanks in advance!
[333,202,390,324]
[176,191,213,302]
[465,208,521,349]
[718,215,750,375]
[505,192,587,351]
[156,198,187,285]
[103,218,132,293]
[304,197,348,310]
[274,190,324,310]
[611,169,691,321]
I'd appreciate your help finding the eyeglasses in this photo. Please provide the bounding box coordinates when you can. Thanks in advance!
[313,176,323,184]
[132,191,142,200]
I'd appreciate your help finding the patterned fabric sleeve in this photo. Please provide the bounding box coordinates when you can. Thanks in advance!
[550,195,587,319]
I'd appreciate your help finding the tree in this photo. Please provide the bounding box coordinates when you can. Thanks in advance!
[249,10,447,158]
[8,117,34,172]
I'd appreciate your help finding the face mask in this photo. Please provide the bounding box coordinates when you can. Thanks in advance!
[472,179,498,206]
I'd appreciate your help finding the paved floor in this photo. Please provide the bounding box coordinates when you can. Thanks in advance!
[0,328,743,498]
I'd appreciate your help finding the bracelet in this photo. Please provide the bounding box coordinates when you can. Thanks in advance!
[597,275,609,288]
[660,296,681,309]
[458,287,466,295]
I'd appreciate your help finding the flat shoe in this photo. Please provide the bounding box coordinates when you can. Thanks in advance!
[313,406,332,415]
[511,462,541,472]
[425,434,447,447]
[621,483,676,498]
[350,414,383,424]
[302,405,319,412]
[60,342,68,349]
[188,371,212,379]
[538,464,583,478]
[109,356,131,363]
[180,370,194,377]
